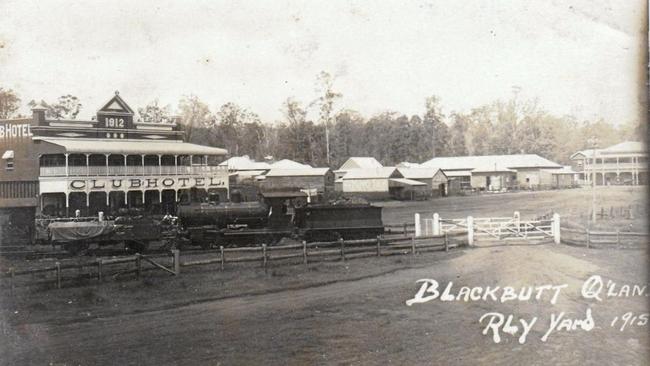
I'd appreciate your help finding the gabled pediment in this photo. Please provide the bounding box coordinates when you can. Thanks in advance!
[97,91,134,115]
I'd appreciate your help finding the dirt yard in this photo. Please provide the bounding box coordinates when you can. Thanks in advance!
[0,187,647,365]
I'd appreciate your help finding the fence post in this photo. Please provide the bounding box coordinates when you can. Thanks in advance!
[376,236,381,256]
[411,235,416,256]
[414,213,421,237]
[433,213,440,236]
[55,262,61,289]
[97,259,103,281]
[553,213,561,245]
[403,222,407,237]
[135,254,142,278]
[220,246,225,271]
[10,267,15,295]
[262,244,268,271]
[302,241,307,264]
[616,229,621,249]
[467,216,474,246]
[339,238,345,260]
[172,249,180,275]
[444,233,449,252]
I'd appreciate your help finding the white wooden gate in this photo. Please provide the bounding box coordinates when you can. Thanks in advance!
[415,212,560,244]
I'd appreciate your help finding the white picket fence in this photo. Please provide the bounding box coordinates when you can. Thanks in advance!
[414,211,560,245]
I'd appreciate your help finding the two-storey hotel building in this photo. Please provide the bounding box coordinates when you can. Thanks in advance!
[0,92,229,244]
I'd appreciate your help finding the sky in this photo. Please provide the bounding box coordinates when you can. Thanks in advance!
[0,0,646,125]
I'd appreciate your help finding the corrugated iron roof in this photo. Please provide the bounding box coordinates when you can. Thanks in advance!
[38,138,227,155]
[270,159,312,169]
[219,156,271,170]
[422,154,561,171]
[341,167,399,179]
[339,157,383,170]
[397,167,443,179]
[264,168,331,177]
[571,141,647,159]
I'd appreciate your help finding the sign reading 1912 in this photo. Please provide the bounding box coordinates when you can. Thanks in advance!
[100,115,132,129]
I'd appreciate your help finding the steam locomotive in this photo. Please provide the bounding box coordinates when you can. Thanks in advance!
[36,190,384,253]
[176,190,384,248]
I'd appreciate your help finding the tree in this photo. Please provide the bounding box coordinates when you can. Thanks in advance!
[448,112,469,156]
[312,71,342,166]
[138,99,172,123]
[423,95,449,158]
[29,95,82,119]
[0,88,20,119]
[212,102,261,156]
[178,95,212,142]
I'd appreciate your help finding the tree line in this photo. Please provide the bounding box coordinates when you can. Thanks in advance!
[0,76,646,168]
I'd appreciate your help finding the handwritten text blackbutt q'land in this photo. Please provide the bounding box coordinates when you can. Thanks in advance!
[405,275,648,344]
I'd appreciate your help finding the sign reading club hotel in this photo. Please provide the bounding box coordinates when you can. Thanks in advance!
[32,92,229,216]
[67,176,227,191]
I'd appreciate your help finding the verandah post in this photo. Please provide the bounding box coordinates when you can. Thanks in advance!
[302,241,307,265]
[414,213,421,237]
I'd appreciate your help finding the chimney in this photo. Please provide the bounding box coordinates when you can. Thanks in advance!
[31,103,47,126]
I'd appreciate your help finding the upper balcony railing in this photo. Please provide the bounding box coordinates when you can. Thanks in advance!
[580,162,646,171]
[39,165,228,177]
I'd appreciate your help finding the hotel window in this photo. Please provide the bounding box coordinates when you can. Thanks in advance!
[2,150,14,171]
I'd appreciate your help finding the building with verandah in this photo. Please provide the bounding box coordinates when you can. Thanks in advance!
[0,92,229,244]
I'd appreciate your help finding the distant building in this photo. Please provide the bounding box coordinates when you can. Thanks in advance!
[420,154,565,191]
[570,141,647,185]
[337,167,427,200]
[397,167,449,197]
[335,157,383,180]
[261,168,334,195]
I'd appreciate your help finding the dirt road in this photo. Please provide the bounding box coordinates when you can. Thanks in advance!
[3,243,648,365]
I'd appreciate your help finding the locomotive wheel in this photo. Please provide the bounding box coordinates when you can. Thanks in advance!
[125,240,149,253]
[63,242,89,255]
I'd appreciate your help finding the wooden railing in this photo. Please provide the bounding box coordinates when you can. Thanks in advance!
[560,226,648,249]
[39,165,228,177]
[1,232,468,291]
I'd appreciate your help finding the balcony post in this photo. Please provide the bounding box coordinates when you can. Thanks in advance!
[141,154,145,176]
[158,155,162,175]
[105,154,109,176]
[65,153,69,177]
[85,154,90,176]
[174,155,178,175]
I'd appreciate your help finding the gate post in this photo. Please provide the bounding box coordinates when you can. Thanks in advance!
[514,211,520,234]
[414,213,421,237]
[552,213,561,245]
[433,213,440,236]
[172,249,180,275]
[467,216,474,246]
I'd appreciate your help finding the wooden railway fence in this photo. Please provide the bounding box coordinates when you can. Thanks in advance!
[1,230,468,291]
[560,223,648,249]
